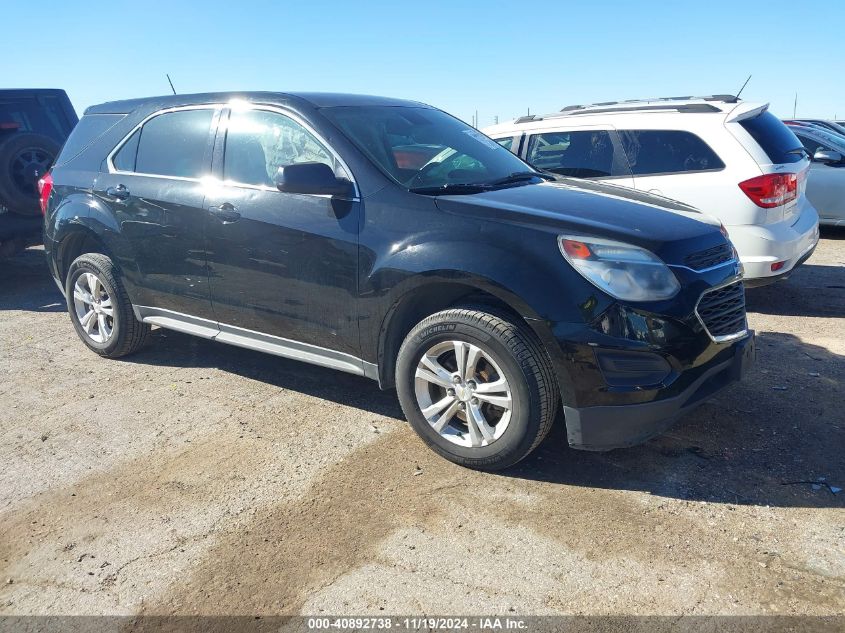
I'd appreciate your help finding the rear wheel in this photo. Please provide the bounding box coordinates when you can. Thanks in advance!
[65,253,151,358]
[0,133,60,216]
[396,307,559,471]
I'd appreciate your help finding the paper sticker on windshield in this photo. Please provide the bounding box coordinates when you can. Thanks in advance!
[462,129,502,151]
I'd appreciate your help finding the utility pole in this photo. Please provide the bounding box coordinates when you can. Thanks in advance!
[793,93,798,118]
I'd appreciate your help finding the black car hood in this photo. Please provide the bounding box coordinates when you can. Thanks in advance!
[434,179,724,257]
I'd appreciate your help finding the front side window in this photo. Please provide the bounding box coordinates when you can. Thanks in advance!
[796,134,827,156]
[526,130,622,178]
[496,137,515,152]
[619,130,725,176]
[322,106,532,191]
[223,109,342,187]
[113,109,214,178]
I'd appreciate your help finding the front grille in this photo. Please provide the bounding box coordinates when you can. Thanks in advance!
[696,281,747,340]
[684,243,734,270]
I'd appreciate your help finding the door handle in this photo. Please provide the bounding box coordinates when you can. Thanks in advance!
[209,202,241,223]
[106,184,130,200]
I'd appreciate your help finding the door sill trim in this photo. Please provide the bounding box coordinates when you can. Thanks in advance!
[133,305,377,380]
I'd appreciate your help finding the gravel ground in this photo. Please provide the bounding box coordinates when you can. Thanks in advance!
[0,234,842,616]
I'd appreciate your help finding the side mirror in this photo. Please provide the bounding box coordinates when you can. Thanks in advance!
[275,162,354,197]
[813,149,843,164]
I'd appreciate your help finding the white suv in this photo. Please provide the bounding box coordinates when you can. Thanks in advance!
[484,96,820,285]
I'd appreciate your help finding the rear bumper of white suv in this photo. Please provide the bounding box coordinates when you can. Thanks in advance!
[729,203,820,286]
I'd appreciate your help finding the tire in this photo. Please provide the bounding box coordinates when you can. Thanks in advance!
[65,253,151,358]
[0,133,60,216]
[396,307,559,471]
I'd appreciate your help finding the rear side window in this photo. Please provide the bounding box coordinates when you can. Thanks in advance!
[619,130,725,176]
[738,111,804,164]
[526,130,625,178]
[113,109,214,178]
[54,114,124,167]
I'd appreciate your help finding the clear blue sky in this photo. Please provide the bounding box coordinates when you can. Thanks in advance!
[3,0,843,124]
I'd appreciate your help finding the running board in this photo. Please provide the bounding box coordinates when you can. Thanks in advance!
[133,305,378,380]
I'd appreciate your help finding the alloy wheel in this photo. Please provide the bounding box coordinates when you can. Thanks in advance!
[414,340,513,448]
[73,272,115,344]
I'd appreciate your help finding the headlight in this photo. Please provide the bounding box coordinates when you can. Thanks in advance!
[558,235,681,302]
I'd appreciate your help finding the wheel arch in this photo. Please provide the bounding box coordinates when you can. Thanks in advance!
[375,274,565,393]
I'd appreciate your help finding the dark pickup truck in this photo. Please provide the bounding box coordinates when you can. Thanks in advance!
[0,89,77,257]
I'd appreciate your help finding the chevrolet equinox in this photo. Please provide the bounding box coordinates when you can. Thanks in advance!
[41,92,755,470]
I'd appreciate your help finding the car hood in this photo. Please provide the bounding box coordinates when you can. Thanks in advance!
[434,179,725,258]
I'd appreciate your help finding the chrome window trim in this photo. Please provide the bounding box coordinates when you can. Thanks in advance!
[218,103,361,200]
[694,277,749,344]
[106,104,221,180]
[105,102,361,200]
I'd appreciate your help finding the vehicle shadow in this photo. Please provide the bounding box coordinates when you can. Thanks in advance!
[746,263,845,318]
[124,328,405,420]
[0,247,65,313]
[820,226,845,240]
[509,329,844,509]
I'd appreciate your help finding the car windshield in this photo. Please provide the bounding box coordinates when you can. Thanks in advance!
[322,106,537,192]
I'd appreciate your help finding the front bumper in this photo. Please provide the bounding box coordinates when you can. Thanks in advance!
[563,332,755,450]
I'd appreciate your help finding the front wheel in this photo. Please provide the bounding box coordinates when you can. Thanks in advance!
[396,308,559,471]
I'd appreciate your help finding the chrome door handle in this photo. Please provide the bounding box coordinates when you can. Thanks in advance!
[209,202,241,223]
[106,184,130,200]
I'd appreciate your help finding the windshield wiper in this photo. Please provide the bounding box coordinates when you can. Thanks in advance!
[485,171,553,186]
[409,183,492,195]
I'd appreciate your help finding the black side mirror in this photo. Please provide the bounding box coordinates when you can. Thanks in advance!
[275,163,354,197]
[813,149,843,164]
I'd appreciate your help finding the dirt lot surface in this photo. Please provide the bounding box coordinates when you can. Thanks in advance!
[0,234,843,617]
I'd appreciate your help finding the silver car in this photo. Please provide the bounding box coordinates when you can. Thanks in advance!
[789,125,845,226]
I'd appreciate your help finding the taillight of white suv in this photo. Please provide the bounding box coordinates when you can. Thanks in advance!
[738,171,801,209]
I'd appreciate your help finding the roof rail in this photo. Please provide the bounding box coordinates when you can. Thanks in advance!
[560,94,739,113]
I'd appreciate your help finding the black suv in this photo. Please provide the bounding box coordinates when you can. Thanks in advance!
[1,89,77,215]
[0,89,78,257]
[43,92,754,470]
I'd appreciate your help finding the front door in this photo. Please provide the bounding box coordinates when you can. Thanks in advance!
[204,106,360,357]
[521,126,634,189]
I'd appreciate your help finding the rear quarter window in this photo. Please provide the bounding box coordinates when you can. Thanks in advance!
[738,111,804,164]
[54,114,125,167]
[619,130,725,176]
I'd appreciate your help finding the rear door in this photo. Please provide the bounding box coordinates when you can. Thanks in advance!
[93,106,220,319]
[203,105,361,357]
[521,126,634,188]
[617,128,726,203]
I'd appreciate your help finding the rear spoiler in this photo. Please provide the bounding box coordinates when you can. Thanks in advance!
[725,102,769,123]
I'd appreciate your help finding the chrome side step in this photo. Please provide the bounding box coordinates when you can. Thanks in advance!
[133,305,378,380]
